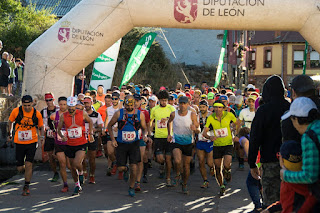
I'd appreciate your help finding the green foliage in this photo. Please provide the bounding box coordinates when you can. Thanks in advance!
[0,0,57,59]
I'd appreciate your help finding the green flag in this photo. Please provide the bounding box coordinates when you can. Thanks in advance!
[214,30,228,88]
[120,32,157,87]
[91,68,111,80]
[303,41,308,75]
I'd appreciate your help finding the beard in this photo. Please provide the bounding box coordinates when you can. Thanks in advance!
[68,108,75,114]
[126,107,134,112]
[200,110,207,115]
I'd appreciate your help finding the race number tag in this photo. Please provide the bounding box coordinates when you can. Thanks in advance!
[47,130,54,138]
[57,130,67,141]
[215,128,228,138]
[18,130,32,141]
[157,120,167,129]
[67,127,82,139]
[122,131,136,142]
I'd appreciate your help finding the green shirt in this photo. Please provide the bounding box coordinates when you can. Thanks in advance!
[150,104,176,138]
[205,111,236,146]
[283,120,320,184]
[9,61,16,78]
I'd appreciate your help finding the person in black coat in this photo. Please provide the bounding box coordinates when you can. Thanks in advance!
[248,75,290,207]
[0,52,10,94]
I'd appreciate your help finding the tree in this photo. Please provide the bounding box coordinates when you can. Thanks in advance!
[0,0,57,59]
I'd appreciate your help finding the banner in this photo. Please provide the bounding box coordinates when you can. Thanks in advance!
[120,32,157,88]
[89,39,122,90]
[214,30,228,88]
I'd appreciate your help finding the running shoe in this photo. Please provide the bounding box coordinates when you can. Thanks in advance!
[118,171,124,180]
[171,175,181,187]
[210,167,215,177]
[96,150,103,158]
[128,187,135,197]
[72,186,82,196]
[106,167,112,176]
[182,184,189,195]
[219,185,226,196]
[22,186,30,196]
[201,180,209,189]
[238,164,245,171]
[89,176,96,184]
[61,186,69,193]
[51,172,59,182]
[134,182,141,192]
[79,175,84,185]
[123,167,129,182]
[111,164,118,175]
[166,178,172,187]
[224,169,232,182]
[142,175,148,183]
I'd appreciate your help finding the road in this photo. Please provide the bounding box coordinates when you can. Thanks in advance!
[0,157,254,213]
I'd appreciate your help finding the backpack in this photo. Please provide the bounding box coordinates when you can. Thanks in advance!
[15,106,39,127]
[118,109,141,131]
[305,129,320,201]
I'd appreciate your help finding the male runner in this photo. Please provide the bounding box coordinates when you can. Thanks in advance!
[57,96,94,195]
[7,95,44,196]
[96,85,106,104]
[107,95,148,197]
[90,90,102,111]
[167,96,199,194]
[41,92,59,182]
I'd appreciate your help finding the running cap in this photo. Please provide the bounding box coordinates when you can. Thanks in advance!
[213,102,225,107]
[22,95,33,103]
[201,94,207,99]
[168,95,175,101]
[235,96,244,105]
[149,95,157,102]
[160,86,166,91]
[247,84,255,90]
[229,95,236,104]
[290,75,315,93]
[235,89,242,96]
[184,83,191,89]
[83,96,92,103]
[247,94,257,101]
[67,96,77,106]
[280,140,302,171]
[112,91,120,97]
[134,93,141,100]
[185,92,192,100]
[76,100,84,106]
[77,93,85,101]
[44,92,54,100]
[281,97,317,120]
[199,100,208,106]
[207,92,215,100]
[177,92,186,98]
[179,96,189,103]
[219,95,228,101]
[172,93,178,99]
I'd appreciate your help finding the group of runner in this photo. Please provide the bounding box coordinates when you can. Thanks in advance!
[8,82,261,198]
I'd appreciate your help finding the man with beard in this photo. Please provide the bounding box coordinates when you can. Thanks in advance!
[57,96,94,196]
[107,95,148,197]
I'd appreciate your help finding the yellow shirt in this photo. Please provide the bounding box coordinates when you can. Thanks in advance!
[150,104,176,138]
[205,111,236,146]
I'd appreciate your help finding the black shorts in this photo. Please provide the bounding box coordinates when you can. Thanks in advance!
[0,75,8,87]
[44,137,55,152]
[212,145,234,159]
[154,138,171,155]
[102,134,117,145]
[65,144,88,159]
[88,138,98,151]
[172,143,194,156]
[54,143,67,154]
[16,143,37,166]
[8,78,14,84]
[116,140,141,166]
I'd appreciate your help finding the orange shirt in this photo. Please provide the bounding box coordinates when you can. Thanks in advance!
[9,107,44,144]
[96,94,106,104]
[97,105,108,123]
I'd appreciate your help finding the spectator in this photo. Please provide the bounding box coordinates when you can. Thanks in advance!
[13,58,23,96]
[0,52,10,95]
[8,54,16,96]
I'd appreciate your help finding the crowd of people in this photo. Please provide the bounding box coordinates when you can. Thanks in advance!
[5,75,320,213]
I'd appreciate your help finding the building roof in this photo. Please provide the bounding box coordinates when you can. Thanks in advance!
[250,31,306,45]
[24,0,82,17]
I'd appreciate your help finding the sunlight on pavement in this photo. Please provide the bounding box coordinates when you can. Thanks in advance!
[185,196,214,206]
[221,188,241,199]
[202,208,213,212]
[90,205,132,213]
[32,196,79,208]
[188,199,213,211]
[0,187,19,194]
[0,207,20,212]
[228,202,254,213]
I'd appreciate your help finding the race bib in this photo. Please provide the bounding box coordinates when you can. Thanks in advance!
[57,130,67,141]
[18,130,32,141]
[215,128,228,138]
[67,127,82,139]
[122,131,136,142]
[157,119,167,129]
[85,123,89,135]
[47,130,54,138]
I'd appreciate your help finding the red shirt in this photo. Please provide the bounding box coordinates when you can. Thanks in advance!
[139,107,150,124]
[63,110,87,146]
[97,105,108,123]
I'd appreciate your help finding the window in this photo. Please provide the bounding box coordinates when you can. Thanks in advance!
[249,50,256,70]
[310,51,320,68]
[264,49,272,68]
[294,51,304,68]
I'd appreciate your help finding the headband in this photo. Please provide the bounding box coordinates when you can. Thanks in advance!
[213,103,225,107]
[125,98,135,106]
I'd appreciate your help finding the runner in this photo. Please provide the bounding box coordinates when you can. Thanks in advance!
[107,95,148,197]
[50,96,70,192]
[41,92,59,182]
[96,85,106,104]
[57,96,94,196]
[167,96,199,194]
[7,95,44,196]
[203,100,237,196]
[90,90,102,111]
[150,90,176,184]
[104,92,121,177]
[83,96,104,184]
[196,100,214,188]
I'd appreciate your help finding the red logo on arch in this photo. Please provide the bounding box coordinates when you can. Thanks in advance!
[174,0,198,24]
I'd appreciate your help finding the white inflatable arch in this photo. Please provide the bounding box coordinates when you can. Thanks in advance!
[24,0,320,97]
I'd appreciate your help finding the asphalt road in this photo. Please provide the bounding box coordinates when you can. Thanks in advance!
[0,157,254,213]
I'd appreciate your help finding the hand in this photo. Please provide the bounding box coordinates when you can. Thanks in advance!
[147,136,153,144]
[143,135,148,142]
[89,135,94,143]
[167,135,173,143]
[7,136,12,143]
[112,140,118,148]
[120,92,125,100]
[62,136,68,142]
[233,136,239,143]
[190,124,196,131]
[250,167,261,180]
[209,136,217,141]
[113,127,118,132]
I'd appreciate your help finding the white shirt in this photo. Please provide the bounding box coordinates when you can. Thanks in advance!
[239,107,255,129]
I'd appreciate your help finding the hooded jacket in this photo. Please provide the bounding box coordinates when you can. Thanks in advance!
[249,75,290,168]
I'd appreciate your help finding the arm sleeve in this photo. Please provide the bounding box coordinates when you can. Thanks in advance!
[248,108,264,168]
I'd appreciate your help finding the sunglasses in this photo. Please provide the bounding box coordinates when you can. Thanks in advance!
[142,102,147,105]
[112,97,119,100]
[45,99,53,102]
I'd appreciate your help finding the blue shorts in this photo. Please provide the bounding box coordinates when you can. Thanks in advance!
[196,141,213,153]
[139,139,146,147]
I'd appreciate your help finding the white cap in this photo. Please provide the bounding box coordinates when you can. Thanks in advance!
[229,95,236,104]
[281,97,317,120]
[235,95,243,105]
[148,95,157,102]
[247,84,255,90]
[67,96,77,106]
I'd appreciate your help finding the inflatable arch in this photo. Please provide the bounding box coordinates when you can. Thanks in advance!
[24,0,320,97]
